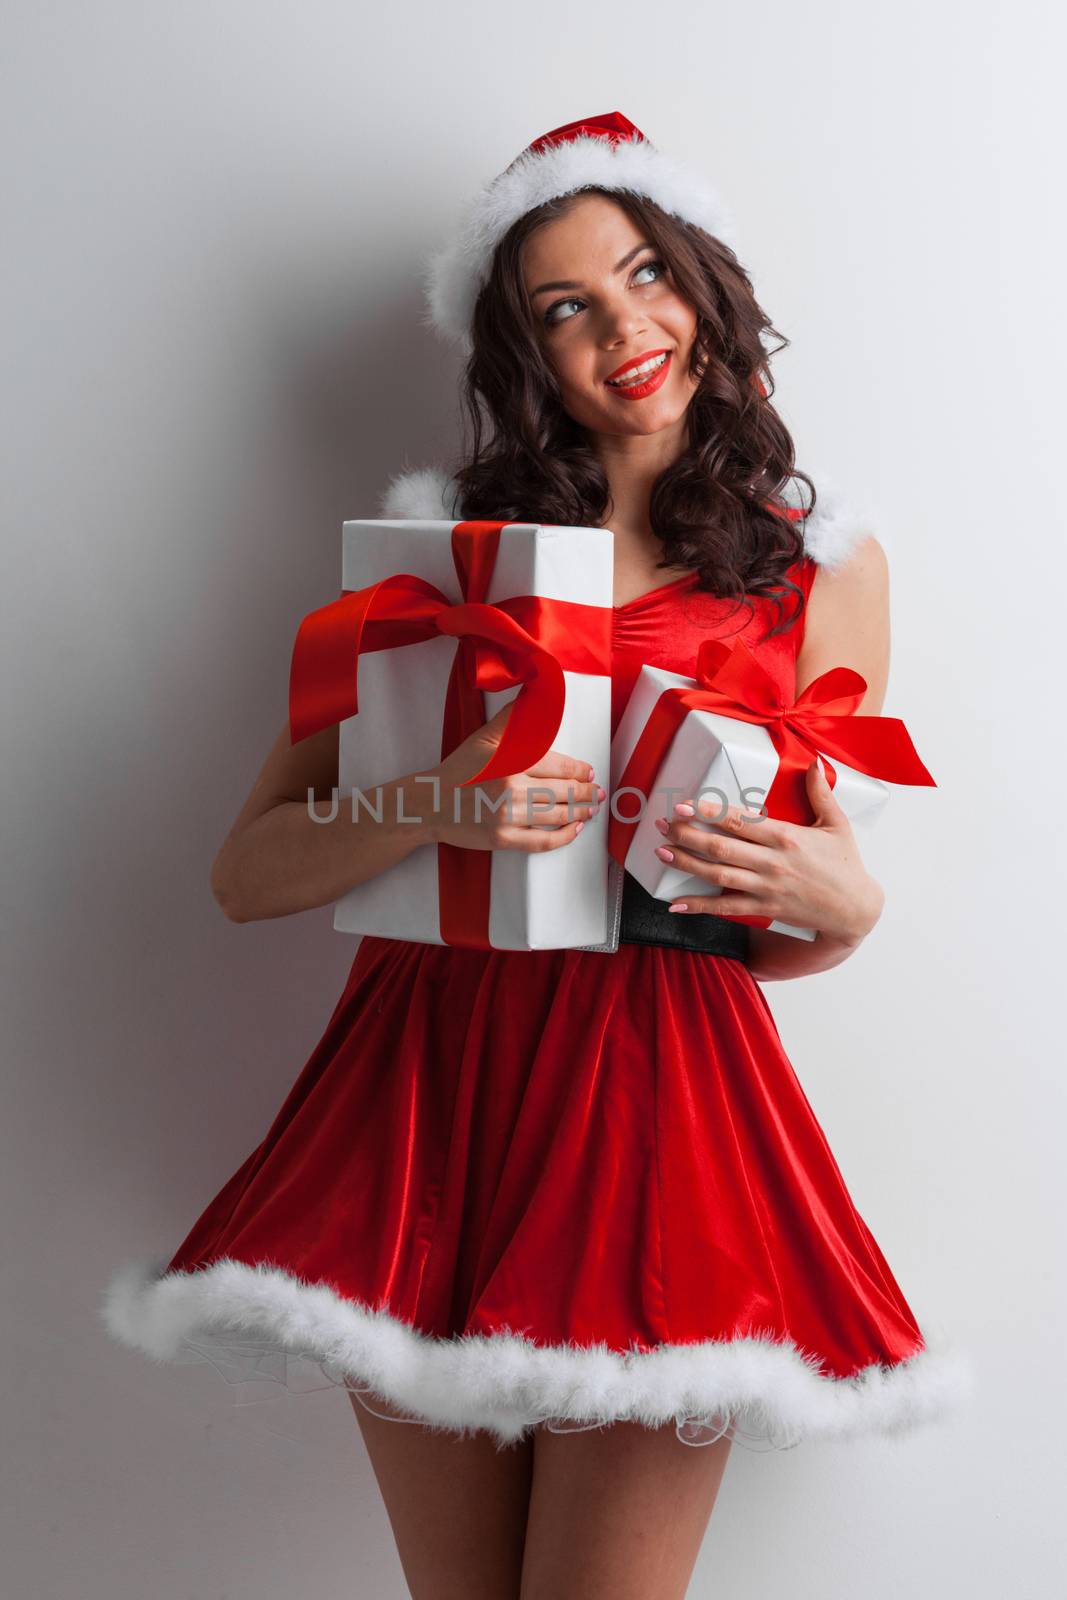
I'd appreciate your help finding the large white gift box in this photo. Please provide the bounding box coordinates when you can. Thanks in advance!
[310,519,615,949]
[610,663,890,942]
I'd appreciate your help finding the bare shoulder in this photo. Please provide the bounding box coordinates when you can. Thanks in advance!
[796,535,890,715]
[811,531,888,591]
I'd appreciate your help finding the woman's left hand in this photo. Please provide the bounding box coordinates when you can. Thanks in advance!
[652,758,885,944]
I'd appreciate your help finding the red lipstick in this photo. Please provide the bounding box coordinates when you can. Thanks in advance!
[603,349,672,400]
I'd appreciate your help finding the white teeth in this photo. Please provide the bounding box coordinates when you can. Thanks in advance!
[607,352,668,386]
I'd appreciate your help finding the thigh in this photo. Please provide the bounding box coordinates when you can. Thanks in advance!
[348,1388,534,1600]
[520,1419,732,1600]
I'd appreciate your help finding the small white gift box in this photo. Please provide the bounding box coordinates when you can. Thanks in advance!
[610,663,890,941]
[316,519,615,949]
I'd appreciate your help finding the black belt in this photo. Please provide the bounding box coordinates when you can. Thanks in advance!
[580,863,750,961]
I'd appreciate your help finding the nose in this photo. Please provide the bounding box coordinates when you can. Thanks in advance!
[596,292,648,347]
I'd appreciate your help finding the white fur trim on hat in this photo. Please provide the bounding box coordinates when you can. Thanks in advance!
[101,1255,972,1450]
[424,129,739,351]
[377,464,877,572]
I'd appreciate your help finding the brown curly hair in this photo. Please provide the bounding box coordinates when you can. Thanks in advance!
[448,186,817,640]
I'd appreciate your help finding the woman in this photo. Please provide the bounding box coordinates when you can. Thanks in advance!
[103,113,970,1598]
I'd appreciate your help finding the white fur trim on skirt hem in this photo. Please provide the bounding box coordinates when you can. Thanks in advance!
[100,1256,974,1453]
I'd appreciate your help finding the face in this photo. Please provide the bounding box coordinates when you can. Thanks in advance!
[521,192,702,439]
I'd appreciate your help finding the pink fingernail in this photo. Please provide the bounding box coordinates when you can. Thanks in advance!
[575,820,585,833]
[674,802,695,816]
[668,902,688,913]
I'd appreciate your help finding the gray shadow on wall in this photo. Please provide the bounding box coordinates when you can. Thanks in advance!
[88,265,467,1199]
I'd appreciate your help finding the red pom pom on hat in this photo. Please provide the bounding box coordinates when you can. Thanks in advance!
[521,110,650,160]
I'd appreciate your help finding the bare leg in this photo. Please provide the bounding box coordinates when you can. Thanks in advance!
[348,1388,534,1599]
[519,1419,732,1600]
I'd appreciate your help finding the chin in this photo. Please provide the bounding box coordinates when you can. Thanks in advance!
[611,400,690,437]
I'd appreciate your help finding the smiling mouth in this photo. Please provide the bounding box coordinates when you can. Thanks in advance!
[604,351,673,398]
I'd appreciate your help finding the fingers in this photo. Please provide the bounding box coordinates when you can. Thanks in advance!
[655,838,764,895]
[671,794,789,850]
[668,892,766,917]
[527,750,598,785]
[500,764,602,828]
[495,759,605,847]
[530,817,588,851]
[499,815,590,853]
[510,785,605,828]
[654,809,779,869]
[470,775,604,846]
[659,820,767,873]
[652,796,782,900]
[445,770,603,849]
[515,775,602,808]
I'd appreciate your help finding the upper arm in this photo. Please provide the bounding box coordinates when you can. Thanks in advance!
[794,535,890,716]
[214,719,340,855]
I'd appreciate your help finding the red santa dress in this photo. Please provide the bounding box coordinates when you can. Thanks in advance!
[101,472,971,1452]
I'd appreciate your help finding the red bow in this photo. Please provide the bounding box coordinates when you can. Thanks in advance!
[289,522,611,947]
[608,634,936,929]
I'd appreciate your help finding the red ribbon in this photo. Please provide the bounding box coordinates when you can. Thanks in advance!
[289,522,611,948]
[608,634,936,930]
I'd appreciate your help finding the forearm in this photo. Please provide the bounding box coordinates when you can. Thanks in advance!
[745,925,869,981]
[211,771,436,923]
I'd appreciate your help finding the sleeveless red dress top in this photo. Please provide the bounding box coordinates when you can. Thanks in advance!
[101,552,968,1452]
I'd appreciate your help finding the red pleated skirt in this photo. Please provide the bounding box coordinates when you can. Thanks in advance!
[102,935,969,1449]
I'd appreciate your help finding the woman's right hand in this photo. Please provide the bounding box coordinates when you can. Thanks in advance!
[424,703,606,853]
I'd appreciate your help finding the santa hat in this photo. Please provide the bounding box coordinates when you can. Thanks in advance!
[425,111,740,352]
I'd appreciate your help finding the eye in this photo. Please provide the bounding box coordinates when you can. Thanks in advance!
[543,296,584,328]
[542,257,668,328]
[633,258,665,286]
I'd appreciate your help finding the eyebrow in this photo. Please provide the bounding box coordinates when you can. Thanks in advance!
[528,242,655,299]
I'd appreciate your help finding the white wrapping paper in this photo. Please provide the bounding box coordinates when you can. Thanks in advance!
[610,663,889,942]
[332,519,614,949]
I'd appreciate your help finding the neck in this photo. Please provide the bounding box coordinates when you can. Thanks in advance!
[586,415,688,539]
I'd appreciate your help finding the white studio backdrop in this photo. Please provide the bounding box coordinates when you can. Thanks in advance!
[3,2,1062,1596]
